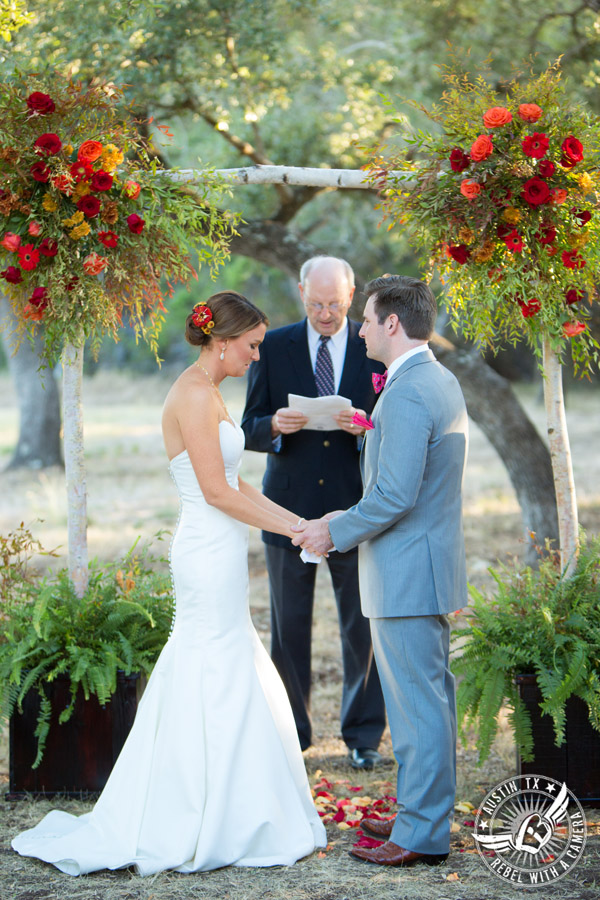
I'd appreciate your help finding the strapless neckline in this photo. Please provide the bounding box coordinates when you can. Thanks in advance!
[169,419,241,466]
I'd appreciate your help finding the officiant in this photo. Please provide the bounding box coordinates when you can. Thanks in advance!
[242,256,386,768]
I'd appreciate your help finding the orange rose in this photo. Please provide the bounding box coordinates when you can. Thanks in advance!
[460,179,482,200]
[83,251,108,275]
[124,180,141,200]
[482,107,512,128]
[518,103,542,123]
[77,140,104,164]
[549,188,568,205]
[470,134,494,162]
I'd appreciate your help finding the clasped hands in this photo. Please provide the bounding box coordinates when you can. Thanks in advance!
[290,510,343,557]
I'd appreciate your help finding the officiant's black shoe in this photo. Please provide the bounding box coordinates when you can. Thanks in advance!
[349,747,381,770]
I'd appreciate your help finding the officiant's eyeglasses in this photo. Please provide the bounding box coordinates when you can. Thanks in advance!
[305,302,346,313]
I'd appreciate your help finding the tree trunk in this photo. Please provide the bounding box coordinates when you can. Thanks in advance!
[542,338,578,574]
[0,295,62,470]
[62,336,88,597]
[433,341,559,565]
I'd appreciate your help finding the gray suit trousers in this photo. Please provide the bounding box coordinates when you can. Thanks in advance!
[369,614,457,855]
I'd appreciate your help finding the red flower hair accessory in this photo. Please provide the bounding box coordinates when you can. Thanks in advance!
[191,303,215,335]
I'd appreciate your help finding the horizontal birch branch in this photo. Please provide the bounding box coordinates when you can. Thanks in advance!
[168,165,396,189]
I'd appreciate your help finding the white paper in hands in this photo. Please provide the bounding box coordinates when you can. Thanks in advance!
[300,548,322,564]
[288,393,352,431]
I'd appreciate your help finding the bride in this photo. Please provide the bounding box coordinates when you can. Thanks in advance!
[12,291,327,876]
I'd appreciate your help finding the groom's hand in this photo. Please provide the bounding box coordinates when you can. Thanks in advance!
[291,517,334,555]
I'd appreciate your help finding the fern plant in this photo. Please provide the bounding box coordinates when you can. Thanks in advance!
[0,532,174,767]
[451,531,600,763]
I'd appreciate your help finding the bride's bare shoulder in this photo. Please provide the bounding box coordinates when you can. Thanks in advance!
[162,368,218,426]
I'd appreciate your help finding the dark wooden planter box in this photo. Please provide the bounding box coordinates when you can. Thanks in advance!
[8,671,141,798]
[516,674,600,802]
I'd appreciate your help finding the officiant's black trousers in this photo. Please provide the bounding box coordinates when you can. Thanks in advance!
[265,544,386,751]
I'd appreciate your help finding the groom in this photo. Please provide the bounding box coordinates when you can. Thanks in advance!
[292,275,468,866]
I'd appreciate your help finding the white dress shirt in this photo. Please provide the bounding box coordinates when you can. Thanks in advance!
[383,344,429,387]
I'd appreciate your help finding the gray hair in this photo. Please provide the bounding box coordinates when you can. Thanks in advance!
[299,255,355,290]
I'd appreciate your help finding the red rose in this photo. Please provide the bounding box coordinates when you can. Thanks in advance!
[39,238,59,257]
[517,103,542,123]
[17,243,40,271]
[521,176,550,206]
[90,170,114,192]
[483,107,512,128]
[470,134,493,162]
[565,289,584,305]
[26,92,55,115]
[123,180,141,200]
[97,230,118,248]
[29,286,49,307]
[447,244,470,264]
[496,223,514,241]
[562,250,585,269]
[34,133,62,155]
[77,140,103,164]
[563,320,586,337]
[571,208,592,226]
[538,160,555,178]
[70,160,93,183]
[76,195,102,218]
[561,135,583,165]
[560,156,577,170]
[0,265,23,284]
[535,225,556,245]
[504,230,523,253]
[127,213,145,234]
[1,232,21,252]
[522,133,549,159]
[519,298,541,318]
[449,148,470,173]
[30,161,51,183]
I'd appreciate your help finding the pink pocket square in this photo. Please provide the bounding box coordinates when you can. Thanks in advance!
[352,412,374,430]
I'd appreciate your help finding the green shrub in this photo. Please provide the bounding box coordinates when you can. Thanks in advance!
[0,531,174,766]
[451,532,600,763]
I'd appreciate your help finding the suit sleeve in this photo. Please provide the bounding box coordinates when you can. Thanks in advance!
[329,385,432,552]
[241,341,278,453]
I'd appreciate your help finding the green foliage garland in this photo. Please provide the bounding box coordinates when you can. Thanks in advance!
[370,63,600,373]
[0,534,174,767]
[451,533,600,764]
[0,71,236,362]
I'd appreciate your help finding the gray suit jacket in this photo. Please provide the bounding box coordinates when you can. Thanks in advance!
[329,349,468,618]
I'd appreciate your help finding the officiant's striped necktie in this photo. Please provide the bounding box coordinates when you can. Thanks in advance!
[315,335,335,396]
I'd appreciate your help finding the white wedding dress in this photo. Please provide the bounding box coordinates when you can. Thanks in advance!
[12,419,326,876]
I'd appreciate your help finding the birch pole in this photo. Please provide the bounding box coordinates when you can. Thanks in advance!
[62,332,88,597]
[542,338,579,575]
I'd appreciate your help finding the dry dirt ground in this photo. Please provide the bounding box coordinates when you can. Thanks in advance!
[0,370,598,900]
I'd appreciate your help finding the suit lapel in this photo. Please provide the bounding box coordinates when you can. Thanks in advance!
[338,320,364,398]
[287,319,318,397]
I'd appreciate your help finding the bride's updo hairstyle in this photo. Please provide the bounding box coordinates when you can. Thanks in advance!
[185,291,268,347]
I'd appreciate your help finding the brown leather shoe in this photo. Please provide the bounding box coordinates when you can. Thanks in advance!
[361,816,395,837]
[350,840,448,867]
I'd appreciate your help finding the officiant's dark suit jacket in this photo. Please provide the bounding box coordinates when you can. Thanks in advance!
[241,316,386,752]
[242,318,384,544]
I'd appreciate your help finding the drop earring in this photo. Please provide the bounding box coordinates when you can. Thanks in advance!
[220,346,225,360]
